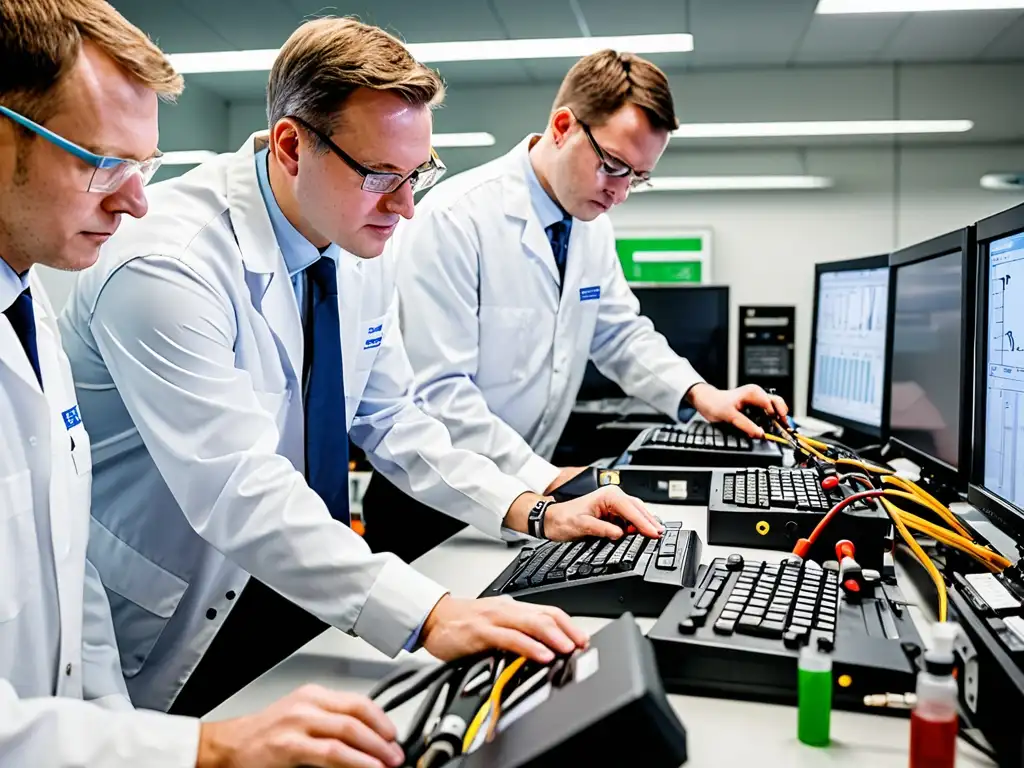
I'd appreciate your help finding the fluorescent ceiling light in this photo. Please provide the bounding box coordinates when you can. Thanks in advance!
[160,150,219,165]
[816,0,1024,13]
[981,173,1024,190]
[673,119,973,139]
[431,132,496,148]
[636,176,834,192]
[167,33,692,74]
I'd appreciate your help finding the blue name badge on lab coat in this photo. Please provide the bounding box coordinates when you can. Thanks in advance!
[579,286,601,302]
[364,336,383,350]
[62,405,82,430]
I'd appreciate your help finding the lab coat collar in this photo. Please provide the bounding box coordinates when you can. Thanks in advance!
[0,256,30,313]
[226,133,303,381]
[501,136,563,289]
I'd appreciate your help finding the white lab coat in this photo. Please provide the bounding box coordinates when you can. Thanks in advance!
[0,270,198,767]
[58,134,530,712]
[393,136,704,494]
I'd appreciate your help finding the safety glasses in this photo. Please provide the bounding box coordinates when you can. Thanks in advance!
[0,104,162,193]
[572,112,652,190]
[289,115,446,195]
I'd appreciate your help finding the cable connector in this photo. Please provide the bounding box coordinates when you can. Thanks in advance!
[863,692,918,709]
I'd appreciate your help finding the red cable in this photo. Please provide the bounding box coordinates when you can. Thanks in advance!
[793,490,888,558]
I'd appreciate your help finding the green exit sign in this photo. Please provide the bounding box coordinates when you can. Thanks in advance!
[615,232,711,284]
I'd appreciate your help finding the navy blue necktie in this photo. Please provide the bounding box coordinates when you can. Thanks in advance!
[304,257,350,526]
[4,288,42,388]
[545,215,572,292]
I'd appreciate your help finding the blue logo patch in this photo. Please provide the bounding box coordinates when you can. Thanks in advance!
[367,323,383,334]
[579,286,601,302]
[364,337,383,350]
[62,405,82,430]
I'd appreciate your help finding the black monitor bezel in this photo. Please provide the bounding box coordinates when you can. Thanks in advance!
[885,226,977,490]
[968,202,1024,537]
[806,254,891,439]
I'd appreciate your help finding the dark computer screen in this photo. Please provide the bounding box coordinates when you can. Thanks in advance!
[888,250,965,471]
[808,257,889,435]
[577,285,730,400]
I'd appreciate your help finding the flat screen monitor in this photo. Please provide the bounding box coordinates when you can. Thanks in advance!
[577,285,730,400]
[807,255,890,437]
[969,203,1024,536]
[886,227,976,487]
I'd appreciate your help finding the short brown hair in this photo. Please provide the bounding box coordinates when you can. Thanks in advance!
[552,50,678,132]
[0,0,183,124]
[267,16,445,141]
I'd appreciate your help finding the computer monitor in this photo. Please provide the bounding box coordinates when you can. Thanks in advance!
[886,227,977,487]
[969,202,1024,537]
[807,255,890,438]
[577,285,730,400]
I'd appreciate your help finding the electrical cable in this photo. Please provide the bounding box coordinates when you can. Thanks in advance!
[794,490,888,558]
[837,472,874,490]
[894,509,1010,571]
[485,657,529,742]
[880,497,948,622]
[463,656,527,752]
[882,475,972,540]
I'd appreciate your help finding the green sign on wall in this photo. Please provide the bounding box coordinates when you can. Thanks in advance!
[616,232,711,284]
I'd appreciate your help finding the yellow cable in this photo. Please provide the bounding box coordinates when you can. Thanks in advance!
[835,458,895,476]
[796,434,831,452]
[462,657,527,752]
[894,509,1011,570]
[881,497,948,621]
[485,657,527,742]
[763,434,791,447]
[882,476,972,540]
[792,434,831,462]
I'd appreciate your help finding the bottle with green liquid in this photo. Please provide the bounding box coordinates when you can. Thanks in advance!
[798,644,833,747]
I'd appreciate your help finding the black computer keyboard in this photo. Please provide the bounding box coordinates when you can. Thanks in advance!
[648,554,923,712]
[623,422,783,468]
[708,467,892,570]
[479,522,701,617]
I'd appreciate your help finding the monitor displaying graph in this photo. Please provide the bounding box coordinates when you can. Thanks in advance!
[983,230,1024,509]
[810,266,889,429]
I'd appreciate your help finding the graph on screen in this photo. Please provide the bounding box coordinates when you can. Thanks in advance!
[811,267,889,428]
[985,233,1024,508]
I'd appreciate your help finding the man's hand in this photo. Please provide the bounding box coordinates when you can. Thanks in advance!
[418,595,589,664]
[543,485,663,541]
[196,685,403,768]
[544,466,587,494]
[687,383,789,438]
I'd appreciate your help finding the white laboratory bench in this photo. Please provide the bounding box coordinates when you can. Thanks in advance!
[208,502,995,767]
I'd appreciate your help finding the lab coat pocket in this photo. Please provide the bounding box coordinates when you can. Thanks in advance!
[477,306,534,386]
[87,517,188,677]
[0,470,34,622]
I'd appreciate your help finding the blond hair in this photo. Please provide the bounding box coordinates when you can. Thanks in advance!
[0,0,183,122]
[267,16,445,138]
[553,49,678,132]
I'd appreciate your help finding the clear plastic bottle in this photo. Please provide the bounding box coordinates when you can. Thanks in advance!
[909,622,959,768]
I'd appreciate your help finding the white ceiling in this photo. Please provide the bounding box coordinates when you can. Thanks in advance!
[110,0,1024,100]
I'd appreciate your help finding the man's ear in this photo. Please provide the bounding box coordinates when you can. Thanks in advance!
[270,118,303,177]
[550,107,575,148]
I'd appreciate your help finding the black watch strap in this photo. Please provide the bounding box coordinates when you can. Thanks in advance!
[528,499,552,539]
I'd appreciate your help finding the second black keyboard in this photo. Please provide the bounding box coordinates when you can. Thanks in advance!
[479,522,701,618]
[623,422,783,468]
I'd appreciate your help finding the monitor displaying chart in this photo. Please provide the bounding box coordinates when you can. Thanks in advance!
[984,231,1024,509]
[810,266,889,429]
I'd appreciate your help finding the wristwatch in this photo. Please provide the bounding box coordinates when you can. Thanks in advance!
[528,499,553,539]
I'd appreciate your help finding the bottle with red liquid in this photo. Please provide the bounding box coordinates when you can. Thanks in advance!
[909,622,959,768]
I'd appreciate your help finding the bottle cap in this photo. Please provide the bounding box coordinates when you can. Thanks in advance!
[924,621,958,675]
[799,643,832,672]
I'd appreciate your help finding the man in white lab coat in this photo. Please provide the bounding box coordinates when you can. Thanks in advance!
[60,17,654,720]
[1,3,428,767]
[371,50,789,560]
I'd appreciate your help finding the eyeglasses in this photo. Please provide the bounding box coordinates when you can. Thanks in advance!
[289,115,446,195]
[574,115,651,190]
[0,104,162,193]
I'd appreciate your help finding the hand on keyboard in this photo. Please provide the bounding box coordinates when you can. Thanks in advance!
[545,485,665,541]
[686,383,790,438]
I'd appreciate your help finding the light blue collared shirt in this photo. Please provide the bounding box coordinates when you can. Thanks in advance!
[253,148,428,652]
[521,137,572,240]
